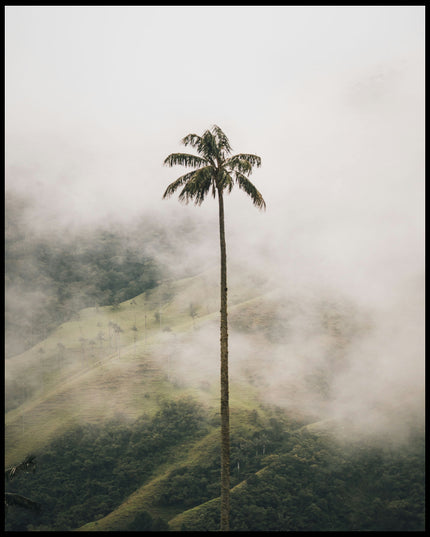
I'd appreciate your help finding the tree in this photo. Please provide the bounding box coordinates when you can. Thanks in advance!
[163,125,265,530]
[5,455,41,516]
[189,302,198,330]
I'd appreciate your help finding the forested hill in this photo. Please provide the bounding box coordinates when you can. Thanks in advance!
[5,263,425,531]
[4,189,425,532]
[5,189,208,358]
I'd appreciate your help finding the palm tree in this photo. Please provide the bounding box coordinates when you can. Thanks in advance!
[163,125,265,530]
[5,455,41,516]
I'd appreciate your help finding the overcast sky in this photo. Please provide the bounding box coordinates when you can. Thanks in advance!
[5,5,425,296]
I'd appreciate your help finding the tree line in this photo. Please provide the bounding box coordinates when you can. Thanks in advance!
[5,398,424,532]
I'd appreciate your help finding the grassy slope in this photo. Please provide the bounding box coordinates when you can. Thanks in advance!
[5,266,424,531]
[77,404,271,531]
[5,272,195,453]
[7,266,353,530]
[167,463,272,531]
[76,432,217,531]
[5,267,278,529]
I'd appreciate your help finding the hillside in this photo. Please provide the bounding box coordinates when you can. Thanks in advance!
[5,188,210,359]
[5,269,425,531]
[5,267,265,462]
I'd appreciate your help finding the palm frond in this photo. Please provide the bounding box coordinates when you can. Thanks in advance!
[200,129,219,163]
[225,153,261,173]
[162,169,200,199]
[211,125,233,155]
[178,166,214,206]
[225,156,252,175]
[181,133,202,149]
[235,172,266,210]
[181,132,216,165]
[5,492,41,512]
[220,170,234,193]
[5,455,37,482]
[163,153,208,169]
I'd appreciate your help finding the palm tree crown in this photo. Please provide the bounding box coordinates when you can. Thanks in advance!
[163,125,265,209]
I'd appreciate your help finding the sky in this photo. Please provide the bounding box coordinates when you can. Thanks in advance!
[5,6,425,437]
[5,6,424,219]
[5,5,425,287]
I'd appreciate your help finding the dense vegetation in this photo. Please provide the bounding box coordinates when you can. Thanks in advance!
[5,398,424,532]
[177,429,425,531]
[5,190,203,358]
[4,398,208,531]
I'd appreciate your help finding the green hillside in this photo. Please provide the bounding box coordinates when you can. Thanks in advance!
[4,270,425,531]
[5,267,267,462]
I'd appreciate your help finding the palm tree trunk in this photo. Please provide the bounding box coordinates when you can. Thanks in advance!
[218,188,230,531]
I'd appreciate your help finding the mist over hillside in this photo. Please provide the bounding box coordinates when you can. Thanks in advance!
[5,6,424,531]
[4,262,425,531]
[5,50,425,440]
[5,188,217,358]
[5,193,424,445]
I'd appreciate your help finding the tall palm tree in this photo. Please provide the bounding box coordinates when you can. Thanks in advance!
[163,125,265,530]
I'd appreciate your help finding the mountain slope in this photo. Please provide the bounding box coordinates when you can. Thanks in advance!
[5,266,271,466]
[5,268,424,531]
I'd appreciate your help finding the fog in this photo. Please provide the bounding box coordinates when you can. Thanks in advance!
[5,6,424,442]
